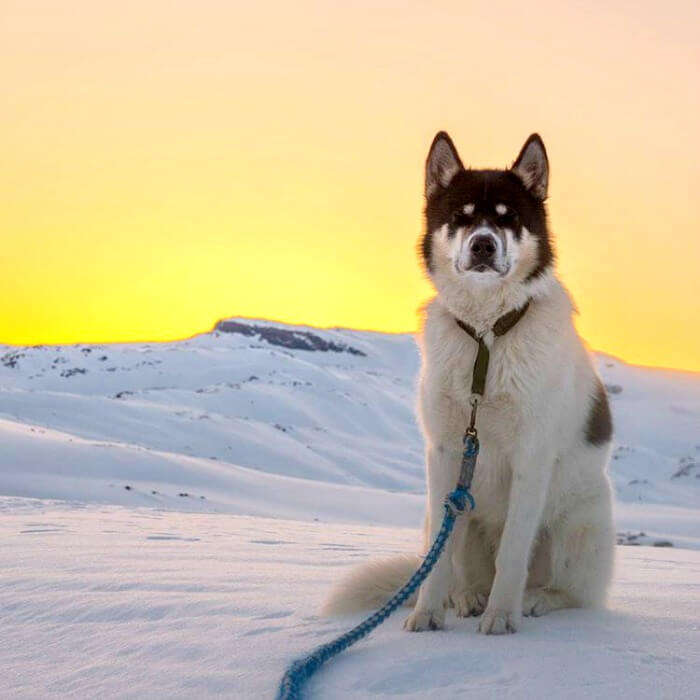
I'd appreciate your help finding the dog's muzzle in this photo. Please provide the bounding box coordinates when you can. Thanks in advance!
[461,226,505,273]
[469,233,498,271]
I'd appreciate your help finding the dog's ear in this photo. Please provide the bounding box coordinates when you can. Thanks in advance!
[425,132,463,198]
[512,134,549,200]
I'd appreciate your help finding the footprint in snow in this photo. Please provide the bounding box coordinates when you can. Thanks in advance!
[243,626,285,636]
[249,539,294,545]
[20,527,66,535]
[255,610,293,620]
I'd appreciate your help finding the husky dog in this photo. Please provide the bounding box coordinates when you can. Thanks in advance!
[323,132,615,634]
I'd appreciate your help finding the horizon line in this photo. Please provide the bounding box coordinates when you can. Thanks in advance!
[1,313,698,377]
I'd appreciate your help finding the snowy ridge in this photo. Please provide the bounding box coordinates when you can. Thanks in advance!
[0,317,698,537]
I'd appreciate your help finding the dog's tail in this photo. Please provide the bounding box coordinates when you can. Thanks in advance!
[321,554,422,616]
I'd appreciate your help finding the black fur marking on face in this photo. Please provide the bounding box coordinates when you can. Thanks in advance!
[495,208,518,233]
[422,167,554,279]
[446,211,474,239]
[584,378,613,446]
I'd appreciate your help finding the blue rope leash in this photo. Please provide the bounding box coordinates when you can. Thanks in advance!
[277,435,478,700]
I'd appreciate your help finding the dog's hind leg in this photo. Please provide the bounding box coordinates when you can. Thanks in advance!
[522,527,572,616]
[522,528,567,616]
[450,519,494,617]
[550,496,614,608]
[526,468,615,616]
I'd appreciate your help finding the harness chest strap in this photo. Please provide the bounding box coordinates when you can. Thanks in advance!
[450,301,531,498]
[454,301,530,396]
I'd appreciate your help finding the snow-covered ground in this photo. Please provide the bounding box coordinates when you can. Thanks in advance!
[2,500,698,699]
[1,319,699,697]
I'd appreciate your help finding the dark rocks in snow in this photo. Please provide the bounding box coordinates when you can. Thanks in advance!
[613,445,634,461]
[178,492,190,497]
[1,351,24,369]
[124,485,132,490]
[605,384,623,395]
[671,457,697,479]
[215,320,366,356]
[617,531,645,545]
[60,368,87,378]
[618,531,674,548]
[114,391,134,399]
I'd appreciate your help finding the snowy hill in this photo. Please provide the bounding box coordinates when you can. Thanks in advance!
[1,318,699,698]
[0,317,698,538]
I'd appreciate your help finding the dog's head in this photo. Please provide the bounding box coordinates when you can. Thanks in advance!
[421,132,554,296]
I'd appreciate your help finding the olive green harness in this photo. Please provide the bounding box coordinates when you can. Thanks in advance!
[455,301,531,397]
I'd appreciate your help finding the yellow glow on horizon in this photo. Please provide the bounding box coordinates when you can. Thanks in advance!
[2,1,699,371]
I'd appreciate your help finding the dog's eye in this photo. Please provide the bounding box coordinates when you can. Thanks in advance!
[496,211,517,228]
[451,211,472,227]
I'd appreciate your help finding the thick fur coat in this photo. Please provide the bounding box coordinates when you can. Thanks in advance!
[323,133,615,635]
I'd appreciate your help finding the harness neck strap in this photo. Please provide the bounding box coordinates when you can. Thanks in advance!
[455,301,530,397]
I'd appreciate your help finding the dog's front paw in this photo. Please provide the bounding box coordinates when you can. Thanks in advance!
[451,590,488,618]
[478,607,520,635]
[403,608,445,632]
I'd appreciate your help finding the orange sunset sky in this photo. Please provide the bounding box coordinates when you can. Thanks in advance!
[2,1,699,371]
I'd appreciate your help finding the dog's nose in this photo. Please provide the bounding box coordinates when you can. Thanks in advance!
[470,234,497,262]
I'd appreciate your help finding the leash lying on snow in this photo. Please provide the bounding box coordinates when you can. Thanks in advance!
[277,302,530,700]
[277,432,477,700]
